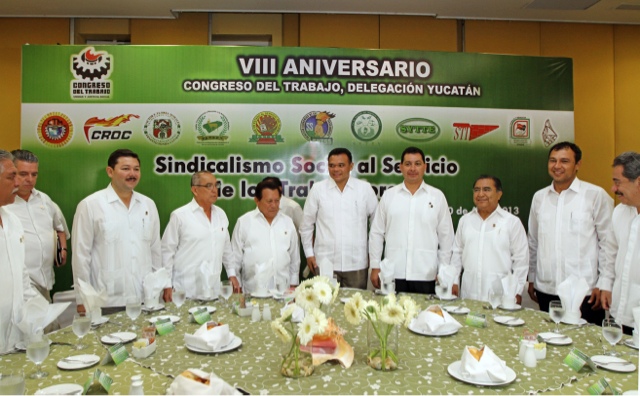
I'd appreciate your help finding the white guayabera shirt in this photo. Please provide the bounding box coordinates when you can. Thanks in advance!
[451,206,529,301]
[528,178,613,295]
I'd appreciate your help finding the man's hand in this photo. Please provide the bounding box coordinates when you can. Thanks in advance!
[229,276,241,294]
[452,284,459,296]
[77,304,86,314]
[528,283,538,303]
[306,256,318,275]
[516,294,522,305]
[370,268,381,289]
[60,249,68,266]
[601,290,612,310]
[588,288,602,310]
[163,287,172,302]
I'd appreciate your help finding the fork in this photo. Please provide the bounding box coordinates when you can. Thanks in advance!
[62,357,95,364]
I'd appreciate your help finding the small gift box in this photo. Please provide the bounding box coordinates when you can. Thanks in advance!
[132,338,157,359]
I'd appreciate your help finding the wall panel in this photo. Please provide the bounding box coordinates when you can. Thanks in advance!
[613,25,640,157]
[380,16,457,52]
[465,20,541,56]
[131,13,208,45]
[300,14,379,49]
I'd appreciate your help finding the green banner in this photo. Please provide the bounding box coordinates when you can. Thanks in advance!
[21,45,574,291]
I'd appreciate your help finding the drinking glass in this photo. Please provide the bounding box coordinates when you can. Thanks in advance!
[602,318,623,356]
[26,335,49,379]
[72,312,91,350]
[488,288,502,310]
[381,278,396,295]
[221,280,233,308]
[549,300,564,333]
[172,288,186,313]
[276,276,288,299]
[126,296,142,330]
[0,371,25,395]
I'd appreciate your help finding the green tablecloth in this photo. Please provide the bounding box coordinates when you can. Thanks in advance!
[2,291,638,395]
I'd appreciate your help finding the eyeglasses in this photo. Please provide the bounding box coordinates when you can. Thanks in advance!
[193,181,221,190]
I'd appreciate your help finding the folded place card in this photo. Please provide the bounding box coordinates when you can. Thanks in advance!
[156,318,176,335]
[587,378,621,395]
[192,308,212,325]
[564,348,596,372]
[100,342,129,366]
[82,369,112,394]
[465,312,487,328]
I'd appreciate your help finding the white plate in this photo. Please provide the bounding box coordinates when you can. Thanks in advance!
[15,338,52,351]
[188,306,217,314]
[591,355,637,373]
[57,354,101,370]
[443,306,470,315]
[538,332,573,346]
[100,331,137,345]
[493,316,525,326]
[35,383,84,395]
[448,361,517,386]
[624,339,639,350]
[436,295,458,301]
[251,291,272,298]
[142,304,165,312]
[185,336,243,354]
[498,304,522,311]
[408,321,459,337]
[91,316,109,326]
[561,317,587,325]
[149,315,180,324]
[197,296,219,302]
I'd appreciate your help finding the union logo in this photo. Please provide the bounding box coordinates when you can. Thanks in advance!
[250,111,283,144]
[452,123,499,141]
[541,119,558,147]
[84,114,139,144]
[300,111,334,144]
[37,112,74,148]
[351,111,382,142]
[510,117,531,146]
[396,118,440,142]
[143,112,181,145]
[70,47,113,100]
[195,111,230,146]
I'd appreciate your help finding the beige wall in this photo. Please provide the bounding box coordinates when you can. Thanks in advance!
[1,13,639,195]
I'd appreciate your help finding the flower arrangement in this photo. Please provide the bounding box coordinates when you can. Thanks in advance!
[344,292,419,371]
[271,276,338,377]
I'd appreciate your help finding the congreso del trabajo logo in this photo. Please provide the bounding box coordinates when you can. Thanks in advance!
[70,47,113,100]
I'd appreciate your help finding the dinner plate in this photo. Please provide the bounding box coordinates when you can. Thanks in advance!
[624,339,639,350]
[91,316,109,326]
[35,383,84,395]
[142,304,165,312]
[493,315,525,326]
[149,315,180,324]
[436,295,458,301]
[100,331,137,345]
[443,306,470,315]
[251,291,272,298]
[498,304,522,311]
[537,332,572,346]
[447,361,517,386]
[561,317,587,326]
[57,354,101,370]
[188,306,217,314]
[15,338,52,351]
[185,336,243,354]
[408,321,459,337]
[375,289,394,296]
[590,355,637,373]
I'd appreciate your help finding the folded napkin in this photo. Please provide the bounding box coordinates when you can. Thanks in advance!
[460,345,508,383]
[280,304,304,323]
[318,258,334,279]
[167,368,240,395]
[199,261,218,300]
[144,269,171,308]
[500,274,518,306]
[184,323,235,351]
[77,279,107,317]
[254,260,275,293]
[16,294,69,336]
[557,275,589,322]
[438,265,457,297]
[414,305,462,334]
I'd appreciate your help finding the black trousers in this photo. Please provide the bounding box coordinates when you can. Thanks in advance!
[395,279,436,295]
[535,289,605,326]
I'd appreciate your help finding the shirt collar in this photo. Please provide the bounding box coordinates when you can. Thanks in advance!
[106,183,140,204]
[252,207,282,224]
[188,198,216,214]
[547,177,581,195]
[401,180,429,194]
[328,176,353,191]
[472,205,506,221]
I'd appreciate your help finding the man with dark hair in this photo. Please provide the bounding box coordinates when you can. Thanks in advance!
[450,175,528,302]
[230,179,299,294]
[72,149,168,314]
[0,149,39,353]
[369,146,454,294]
[7,149,69,302]
[528,141,612,324]
[300,148,378,289]
[601,151,640,333]
[262,176,303,231]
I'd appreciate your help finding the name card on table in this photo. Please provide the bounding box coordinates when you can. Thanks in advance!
[101,342,129,366]
[83,369,112,394]
[192,308,212,325]
[564,348,597,372]
[587,378,621,395]
[465,312,487,328]
[156,317,176,335]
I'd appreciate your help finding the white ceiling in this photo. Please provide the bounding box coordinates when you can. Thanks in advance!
[1,0,640,25]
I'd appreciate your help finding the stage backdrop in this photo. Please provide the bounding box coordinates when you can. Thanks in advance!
[21,45,574,292]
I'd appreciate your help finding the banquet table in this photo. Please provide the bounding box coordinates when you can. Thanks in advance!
[2,290,638,395]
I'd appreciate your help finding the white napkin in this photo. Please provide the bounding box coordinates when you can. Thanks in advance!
[414,305,462,334]
[438,265,457,296]
[379,259,395,283]
[167,368,240,395]
[459,345,508,383]
[556,275,589,320]
[16,295,69,336]
[280,304,304,323]
[144,269,171,307]
[501,274,518,304]
[318,258,334,279]
[77,279,108,315]
[199,261,217,299]
[254,260,275,293]
[184,324,235,351]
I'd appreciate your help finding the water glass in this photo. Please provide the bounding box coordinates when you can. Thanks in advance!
[26,335,50,379]
[276,276,288,298]
[549,300,564,333]
[173,288,186,313]
[488,289,502,310]
[381,278,395,295]
[602,318,623,356]
[126,296,142,330]
[72,312,91,350]
[221,280,233,308]
[0,371,25,395]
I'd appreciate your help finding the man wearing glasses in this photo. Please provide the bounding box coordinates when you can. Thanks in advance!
[161,171,236,298]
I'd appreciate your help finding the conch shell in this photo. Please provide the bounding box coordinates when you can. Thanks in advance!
[301,318,354,368]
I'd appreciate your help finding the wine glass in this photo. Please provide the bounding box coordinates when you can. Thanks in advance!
[0,371,25,395]
[26,334,49,379]
[72,312,91,350]
[602,318,623,356]
[276,276,288,299]
[126,296,142,331]
[172,288,186,313]
[221,280,233,309]
[549,300,565,333]
[488,288,502,310]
